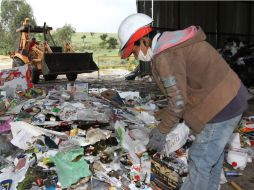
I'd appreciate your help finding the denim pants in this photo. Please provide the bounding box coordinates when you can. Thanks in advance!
[180,114,242,190]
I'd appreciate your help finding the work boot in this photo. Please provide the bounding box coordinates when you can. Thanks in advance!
[125,64,141,80]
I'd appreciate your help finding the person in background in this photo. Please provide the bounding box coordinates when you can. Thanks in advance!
[118,13,251,190]
[29,37,38,52]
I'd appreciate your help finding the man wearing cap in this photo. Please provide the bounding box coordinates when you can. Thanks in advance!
[118,13,250,190]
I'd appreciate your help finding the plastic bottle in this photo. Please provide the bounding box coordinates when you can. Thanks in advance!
[141,152,151,184]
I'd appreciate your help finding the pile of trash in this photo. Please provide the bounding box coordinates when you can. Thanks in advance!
[218,39,254,87]
[0,66,253,190]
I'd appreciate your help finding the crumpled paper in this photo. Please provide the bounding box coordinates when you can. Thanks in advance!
[86,128,112,145]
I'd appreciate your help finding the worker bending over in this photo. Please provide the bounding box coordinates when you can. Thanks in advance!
[118,13,250,190]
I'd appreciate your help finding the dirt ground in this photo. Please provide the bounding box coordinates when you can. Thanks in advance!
[1,56,254,190]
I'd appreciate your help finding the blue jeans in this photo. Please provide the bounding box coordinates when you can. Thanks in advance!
[180,114,242,190]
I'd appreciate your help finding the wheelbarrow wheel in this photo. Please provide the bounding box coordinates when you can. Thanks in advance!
[30,65,40,84]
[66,73,77,81]
[43,74,58,81]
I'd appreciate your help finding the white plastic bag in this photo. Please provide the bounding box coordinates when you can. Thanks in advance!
[219,169,227,184]
[129,128,149,145]
[114,121,140,164]
[164,122,190,156]
[136,111,156,125]
[228,133,241,149]
[10,121,42,150]
[226,148,248,170]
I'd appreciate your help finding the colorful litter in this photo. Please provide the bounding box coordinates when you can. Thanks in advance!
[0,75,253,190]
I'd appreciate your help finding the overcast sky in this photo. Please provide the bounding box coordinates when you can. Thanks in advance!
[25,0,137,33]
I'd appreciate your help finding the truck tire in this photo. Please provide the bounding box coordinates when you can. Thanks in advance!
[66,73,77,81]
[43,74,58,81]
[12,57,25,68]
[30,65,40,84]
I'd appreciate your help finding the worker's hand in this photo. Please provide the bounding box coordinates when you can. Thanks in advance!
[147,127,167,152]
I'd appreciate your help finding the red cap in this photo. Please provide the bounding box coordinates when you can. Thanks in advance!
[121,26,153,59]
[232,162,238,167]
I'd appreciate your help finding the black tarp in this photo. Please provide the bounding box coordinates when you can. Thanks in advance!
[137,1,254,48]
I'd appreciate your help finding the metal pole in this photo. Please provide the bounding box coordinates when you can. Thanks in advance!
[97,56,100,79]
[151,0,154,19]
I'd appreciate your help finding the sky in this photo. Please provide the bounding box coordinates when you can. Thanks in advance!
[25,0,137,33]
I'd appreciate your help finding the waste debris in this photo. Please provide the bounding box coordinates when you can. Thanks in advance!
[0,71,253,189]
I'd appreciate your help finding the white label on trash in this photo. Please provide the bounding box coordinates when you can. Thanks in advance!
[164,122,190,156]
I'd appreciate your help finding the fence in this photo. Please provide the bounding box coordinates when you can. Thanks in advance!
[96,55,137,78]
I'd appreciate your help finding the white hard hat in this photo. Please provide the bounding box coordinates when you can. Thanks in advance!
[118,13,153,51]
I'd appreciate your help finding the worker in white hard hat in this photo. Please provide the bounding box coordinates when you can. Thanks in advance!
[118,13,154,60]
[118,13,250,190]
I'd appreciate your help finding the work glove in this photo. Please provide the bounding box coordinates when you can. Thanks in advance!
[147,127,167,152]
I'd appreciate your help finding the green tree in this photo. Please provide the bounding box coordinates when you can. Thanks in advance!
[0,0,36,54]
[1,0,35,31]
[90,32,94,37]
[107,37,118,49]
[53,24,75,46]
[81,34,86,45]
[99,41,107,49]
[100,33,108,41]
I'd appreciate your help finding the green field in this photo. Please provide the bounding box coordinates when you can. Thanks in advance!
[71,32,137,70]
[71,32,119,56]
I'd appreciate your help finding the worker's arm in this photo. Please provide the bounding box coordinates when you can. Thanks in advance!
[153,50,187,133]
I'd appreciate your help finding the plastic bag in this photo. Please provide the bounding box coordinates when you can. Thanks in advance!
[164,122,190,156]
[228,133,241,149]
[10,121,42,150]
[129,129,149,144]
[77,109,109,123]
[226,148,248,170]
[0,65,32,94]
[136,111,156,125]
[114,121,140,164]
[50,148,91,188]
[129,128,150,153]
[219,169,227,184]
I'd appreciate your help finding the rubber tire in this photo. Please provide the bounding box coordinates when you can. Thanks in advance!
[12,57,25,68]
[66,73,77,81]
[30,65,40,84]
[43,74,58,81]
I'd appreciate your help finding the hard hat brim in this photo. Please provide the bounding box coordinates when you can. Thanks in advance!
[120,43,134,59]
[120,26,153,59]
